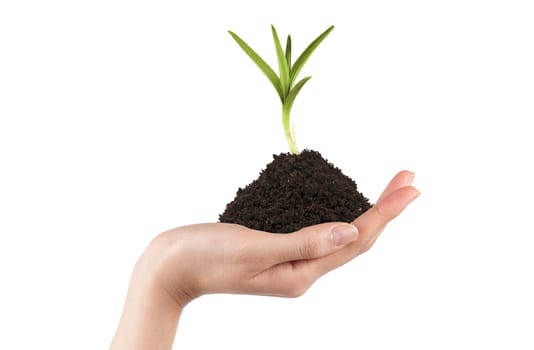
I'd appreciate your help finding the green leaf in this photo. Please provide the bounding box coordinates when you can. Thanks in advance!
[283,76,312,116]
[228,26,334,155]
[271,25,290,98]
[290,25,334,86]
[228,30,283,100]
[285,35,292,68]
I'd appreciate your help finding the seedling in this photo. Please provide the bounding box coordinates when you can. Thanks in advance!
[221,26,371,232]
[228,25,334,154]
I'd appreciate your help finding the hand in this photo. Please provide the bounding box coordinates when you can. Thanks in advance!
[110,170,419,350]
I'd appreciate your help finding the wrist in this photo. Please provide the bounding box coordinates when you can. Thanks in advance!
[140,232,198,308]
[109,253,183,350]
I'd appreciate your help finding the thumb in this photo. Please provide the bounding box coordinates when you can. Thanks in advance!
[265,222,360,264]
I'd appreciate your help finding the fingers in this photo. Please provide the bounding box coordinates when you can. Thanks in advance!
[309,184,419,276]
[260,222,361,267]
[246,223,360,297]
[375,170,415,206]
[258,171,418,269]
[250,183,418,297]
[356,185,419,244]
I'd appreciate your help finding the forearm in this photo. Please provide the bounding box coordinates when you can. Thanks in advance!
[109,258,183,350]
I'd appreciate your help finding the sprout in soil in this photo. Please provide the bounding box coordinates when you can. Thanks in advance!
[220,25,372,232]
[228,25,334,155]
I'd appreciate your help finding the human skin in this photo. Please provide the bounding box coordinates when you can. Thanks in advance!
[109,170,419,350]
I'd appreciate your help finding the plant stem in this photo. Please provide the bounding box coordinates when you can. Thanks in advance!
[228,26,333,155]
[282,107,298,154]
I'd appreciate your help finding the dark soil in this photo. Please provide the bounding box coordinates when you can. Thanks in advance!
[219,149,372,233]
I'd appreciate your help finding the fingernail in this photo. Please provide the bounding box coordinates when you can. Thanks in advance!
[331,224,359,246]
[407,188,421,204]
[406,171,415,186]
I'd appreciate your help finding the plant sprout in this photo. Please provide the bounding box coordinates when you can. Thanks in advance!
[228,25,334,154]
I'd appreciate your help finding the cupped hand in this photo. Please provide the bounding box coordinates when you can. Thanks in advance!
[140,170,419,308]
[110,170,419,349]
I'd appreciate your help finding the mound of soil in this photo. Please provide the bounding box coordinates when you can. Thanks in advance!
[219,149,372,233]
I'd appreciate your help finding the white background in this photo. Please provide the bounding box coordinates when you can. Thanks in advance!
[1,1,533,349]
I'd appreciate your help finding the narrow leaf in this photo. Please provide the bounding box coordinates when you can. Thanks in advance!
[228,30,283,101]
[285,35,292,68]
[290,25,334,86]
[283,76,312,117]
[271,25,290,98]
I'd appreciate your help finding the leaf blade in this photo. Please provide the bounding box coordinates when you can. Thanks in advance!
[283,76,312,115]
[228,30,283,100]
[271,25,290,98]
[290,25,334,86]
[285,35,292,69]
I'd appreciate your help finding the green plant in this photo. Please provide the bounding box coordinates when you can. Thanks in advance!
[228,25,334,154]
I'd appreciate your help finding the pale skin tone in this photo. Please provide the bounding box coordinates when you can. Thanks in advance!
[109,170,419,350]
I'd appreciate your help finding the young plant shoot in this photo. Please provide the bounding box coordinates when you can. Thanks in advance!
[220,25,372,233]
[228,25,334,154]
